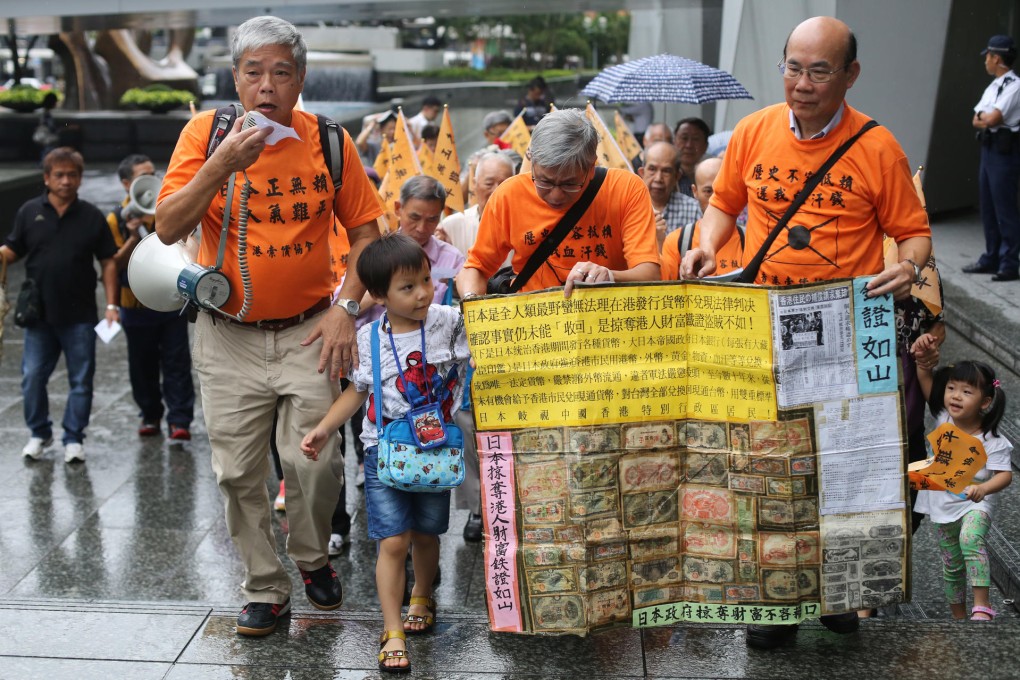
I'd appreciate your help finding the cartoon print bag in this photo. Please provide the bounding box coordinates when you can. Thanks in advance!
[371,320,465,492]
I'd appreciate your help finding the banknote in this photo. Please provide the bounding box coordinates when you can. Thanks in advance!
[795,531,822,564]
[513,428,564,455]
[823,582,847,596]
[862,559,902,577]
[822,547,860,563]
[789,454,816,475]
[569,489,619,520]
[797,568,820,598]
[685,451,729,485]
[729,423,751,453]
[590,587,631,627]
[737,538,756,562]
[728,474,766,494]
[680,486,735,524]
[630,556,682,587]
[730,451,751,473]
[793,498,819,528]
[623,489,679,528]
[523,545,567,568]
[758,532,797,567]
[531,594,586,631]
[522,499,566,526]
[860,539,904,559]
[629,529,679,559]
[761,568,798,600]
[567,426,621,454]
[862,577,903,594]
[821,563,847,574]
[724,584,762,602]
[584,518,624,543]
[767,477,806,496]
[523,527,555,542]
[681,556,735,584]
[579,560,628,592]
[757,498,795,529]
[683,584,724,603]
[738,559,758,582]
[748,455,789,476]
[568,455,619,492]
[517,461,568,502]
[591,542,628,561]
[823,572,846,584]
[685,421,728,450]
[526,567,577,595]
[868,524,904,539]
[623,422,677,449]
[555,526,583,542]
[619,452,680,492]
[633,584,686,607]
[682,522,737,558]
[750,417,813,455]
[736,495,756,534]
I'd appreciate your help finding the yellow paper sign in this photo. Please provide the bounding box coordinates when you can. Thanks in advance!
[909,423,987,493]
[464,282,775,429]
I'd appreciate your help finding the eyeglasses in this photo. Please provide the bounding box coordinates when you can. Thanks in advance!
[532,167,591,193]
[777,60,846,84]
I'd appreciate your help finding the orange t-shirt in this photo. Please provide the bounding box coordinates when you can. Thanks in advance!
[464,169,659,292]
[710,103,929,286]
[158,109,382,320]
[327,221,351,288]
[660,220,744,281]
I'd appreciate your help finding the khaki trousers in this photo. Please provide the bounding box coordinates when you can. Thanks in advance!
[193,311,342,603]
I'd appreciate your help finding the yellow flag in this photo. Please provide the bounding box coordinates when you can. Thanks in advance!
[614,110,642,161]
[518,148,532,176]
[373,139,391,179]
[427,105,465,212]
[376,173,399,233]
[418,142,434,175]
[382,108,423,216]
[912,166,926,210]
[499,112,531,158]
[586,103,633,172]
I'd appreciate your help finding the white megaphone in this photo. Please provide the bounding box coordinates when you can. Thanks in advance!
[125,174,160,238]
[128,233,231,312]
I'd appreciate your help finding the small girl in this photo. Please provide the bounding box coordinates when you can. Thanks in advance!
[913,334,1012,620]
[302,233,470,673]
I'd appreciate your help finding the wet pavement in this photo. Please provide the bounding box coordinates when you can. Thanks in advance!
[2,157,1020,677]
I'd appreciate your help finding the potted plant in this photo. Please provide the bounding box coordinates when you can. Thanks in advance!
[120,84,196,113]
[0,84,57,113]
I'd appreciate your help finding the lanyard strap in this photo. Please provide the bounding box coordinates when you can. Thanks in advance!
[385,315,433,406]
[371,320,384,428]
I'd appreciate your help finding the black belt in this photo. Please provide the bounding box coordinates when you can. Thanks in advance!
[215,296,331,331]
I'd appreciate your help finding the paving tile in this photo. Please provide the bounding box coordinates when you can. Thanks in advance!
[0,658,172,680]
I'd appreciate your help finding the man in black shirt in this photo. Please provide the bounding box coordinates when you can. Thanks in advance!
[1,147,119,463]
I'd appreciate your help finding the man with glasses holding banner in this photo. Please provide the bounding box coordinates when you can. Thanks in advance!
[681,16,930,649]
[456,108,660,299]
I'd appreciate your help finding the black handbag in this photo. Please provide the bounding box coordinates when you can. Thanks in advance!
[14,278,43,328]
[486,166,608,294]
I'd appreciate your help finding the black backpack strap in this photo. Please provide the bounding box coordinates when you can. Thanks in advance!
[510,166,608,293]
[317,114,344,192]
[735,223,746,249]
[206,103,243,159]
[736,119,879,284]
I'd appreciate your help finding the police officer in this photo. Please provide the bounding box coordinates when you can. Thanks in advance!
[965,34,1020,281]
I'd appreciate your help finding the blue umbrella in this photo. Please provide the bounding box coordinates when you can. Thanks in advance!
[582,53,752,104]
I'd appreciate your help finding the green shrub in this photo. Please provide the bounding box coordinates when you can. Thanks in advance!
[120,85,195,111]
[0,85,58,111]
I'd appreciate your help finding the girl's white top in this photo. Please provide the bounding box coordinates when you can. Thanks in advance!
[914,410,1013,524]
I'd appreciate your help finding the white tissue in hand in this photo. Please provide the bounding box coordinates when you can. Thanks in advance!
[246,111,302,145]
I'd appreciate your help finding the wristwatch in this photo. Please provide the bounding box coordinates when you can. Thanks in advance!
[333,297,360,316]
[903,259,923,285]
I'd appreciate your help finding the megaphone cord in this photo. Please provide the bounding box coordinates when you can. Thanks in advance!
[231,172,254,321]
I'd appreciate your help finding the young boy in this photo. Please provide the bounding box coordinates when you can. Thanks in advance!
[302,233,470,674]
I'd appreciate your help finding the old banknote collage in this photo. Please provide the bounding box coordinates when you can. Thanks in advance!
[506,411,845,634]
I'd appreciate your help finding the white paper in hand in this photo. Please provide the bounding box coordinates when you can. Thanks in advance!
[95,319,122,344]
[245,111,302,145]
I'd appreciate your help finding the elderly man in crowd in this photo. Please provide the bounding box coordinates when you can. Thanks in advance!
[638,141,702,249]
[673,117,711,196]
[681,15,930,649]
[156,16,383,637]
[456,108,660,298]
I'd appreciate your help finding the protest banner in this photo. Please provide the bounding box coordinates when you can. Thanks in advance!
[463,278,909,635]
[614,110,643,162]
[909,423,987,493]
[427,105,465,212]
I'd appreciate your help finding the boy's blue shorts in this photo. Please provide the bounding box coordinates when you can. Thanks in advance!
[364,446,451,540]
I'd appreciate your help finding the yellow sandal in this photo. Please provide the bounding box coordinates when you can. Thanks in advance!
[403,595,437,634]
[378,630,410,674]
